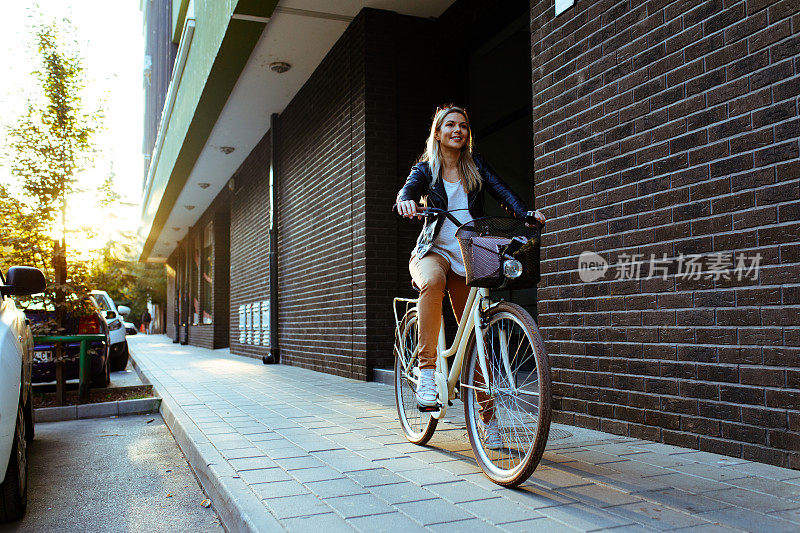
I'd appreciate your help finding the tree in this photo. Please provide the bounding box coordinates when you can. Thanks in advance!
[89,240,166,327]
[2,20,102,325]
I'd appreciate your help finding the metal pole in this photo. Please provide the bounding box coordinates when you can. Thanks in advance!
[265,112,280,364]
[79,339,90,401]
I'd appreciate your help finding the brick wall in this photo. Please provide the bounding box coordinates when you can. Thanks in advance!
[275,13,368,379]
[174,189,231,350]
[532,0,800,467]
[229,132,271,360]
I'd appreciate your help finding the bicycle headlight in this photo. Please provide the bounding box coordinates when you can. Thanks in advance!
[503,259,522,279]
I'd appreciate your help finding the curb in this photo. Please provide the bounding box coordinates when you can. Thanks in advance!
[372,367,394,385]
[129,349,283,533]
[34,397,162,423]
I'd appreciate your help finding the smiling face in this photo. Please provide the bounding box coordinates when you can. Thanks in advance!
[435,111,469,152]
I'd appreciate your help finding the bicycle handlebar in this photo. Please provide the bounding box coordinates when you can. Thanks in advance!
[392,203,544,229]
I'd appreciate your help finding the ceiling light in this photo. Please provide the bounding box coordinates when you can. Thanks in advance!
[184,205,195,210]
[198,182,210,189]
[219,146,235,154]
[269,61,291,74]
[172,227,180,231]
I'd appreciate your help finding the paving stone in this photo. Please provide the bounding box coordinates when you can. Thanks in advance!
[238,467,292,484]
[427,518,504,532]
[457,496,544,525]
[701,486,800,512]
[291,466,347,484]
[347,468,407,488]
[537,502,635,531]
[636,488,730,513]
[313,450,376,472]
[724,476,800,501]
[274,455,327,471]
[555,483,643,508]
[658,525,739,532]
[424,480,495,504]
[265,493,334,520]
[221,447,266,460]
[605,500,711,531]
[398,467,461,486]
[772,507,800,524]
[368,481,435,505]
[252,479,309,499]
[670,462,753,482]
[348,511,427,532]
[228,456,278,471]
[725,461,800,481]
[528,466,595,490]
[696,506,799,533]
[323,493,395,519]
[432,458,483,476]
[395,498,477,526]
[306,478,369,499]
[131,338,800,533]
[371,456,429,473]
[555,460,623,478]
[497,517,581,532]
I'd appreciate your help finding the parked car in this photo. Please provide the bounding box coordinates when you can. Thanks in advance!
[89,290,130,371]
[0,266,45,521]
[26,301,110,388]
[123,321,137,336]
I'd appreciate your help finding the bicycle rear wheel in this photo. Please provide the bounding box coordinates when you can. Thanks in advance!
[394,309,437,445]
[461,302,551,486]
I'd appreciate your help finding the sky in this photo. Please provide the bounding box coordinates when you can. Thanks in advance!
[0,1,144,259]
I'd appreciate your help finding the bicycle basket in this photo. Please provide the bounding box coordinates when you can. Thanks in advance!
[455,217,541,290]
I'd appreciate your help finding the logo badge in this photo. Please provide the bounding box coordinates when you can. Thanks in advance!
[578,251,608,282]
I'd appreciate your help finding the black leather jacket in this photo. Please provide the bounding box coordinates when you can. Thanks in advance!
[397,155,529,260]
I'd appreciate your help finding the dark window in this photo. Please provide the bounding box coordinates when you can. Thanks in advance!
[201,222,213,324]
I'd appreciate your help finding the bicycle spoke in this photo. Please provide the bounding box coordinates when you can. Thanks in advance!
[463,304,550,486]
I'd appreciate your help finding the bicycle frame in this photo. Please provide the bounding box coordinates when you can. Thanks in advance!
[394,286,493,420]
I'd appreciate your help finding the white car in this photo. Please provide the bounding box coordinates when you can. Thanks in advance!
[89,290,131,371]
[0,266,44,521]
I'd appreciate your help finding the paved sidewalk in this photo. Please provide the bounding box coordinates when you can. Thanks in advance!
[129,335,800,532]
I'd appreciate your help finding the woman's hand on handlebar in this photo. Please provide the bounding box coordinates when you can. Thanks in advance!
[397,200,421,219]
[525,210,546,227]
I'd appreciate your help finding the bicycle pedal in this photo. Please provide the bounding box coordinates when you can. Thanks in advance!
[417,403,442,413]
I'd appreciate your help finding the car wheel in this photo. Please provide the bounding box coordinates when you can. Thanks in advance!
[110,343,130,372]
[0,401,28,522]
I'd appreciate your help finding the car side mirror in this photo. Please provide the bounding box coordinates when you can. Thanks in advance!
[117,305,130,316]
[2,266,46,296]
[106,310,117,319]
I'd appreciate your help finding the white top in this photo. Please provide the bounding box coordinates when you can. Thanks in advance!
[429,179,472,277]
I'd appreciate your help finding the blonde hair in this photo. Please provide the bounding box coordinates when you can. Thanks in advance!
[420,105,482,193]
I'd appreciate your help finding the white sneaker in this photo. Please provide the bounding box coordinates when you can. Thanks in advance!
[416,369,438,408]
[481,418,503,450]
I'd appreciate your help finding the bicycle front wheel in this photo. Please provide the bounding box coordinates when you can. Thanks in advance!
[394,309,437,445]
[462,302,551,486]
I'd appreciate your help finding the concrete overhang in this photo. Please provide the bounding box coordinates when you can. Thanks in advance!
[140,0,454,262]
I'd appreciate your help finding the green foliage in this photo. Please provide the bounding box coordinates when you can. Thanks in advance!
[7,22,100,232]
[89,240,166,325]
[1,19,102,327]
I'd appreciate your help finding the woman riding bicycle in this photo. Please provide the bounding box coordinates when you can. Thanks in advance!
[395,105,546,444]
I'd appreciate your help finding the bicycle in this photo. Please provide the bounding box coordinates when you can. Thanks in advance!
[393,207,551,487]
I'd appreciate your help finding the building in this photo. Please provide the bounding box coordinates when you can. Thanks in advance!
[140,0,800,468]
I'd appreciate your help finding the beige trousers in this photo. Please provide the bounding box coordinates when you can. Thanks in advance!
[409,252,494,422]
